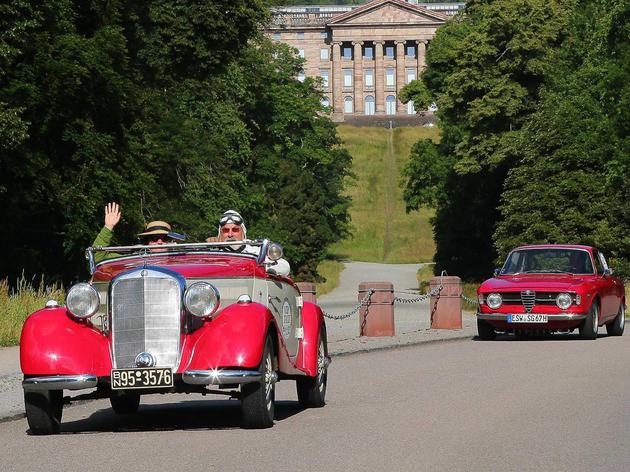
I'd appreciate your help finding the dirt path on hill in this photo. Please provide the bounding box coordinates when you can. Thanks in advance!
[382,125,396,260]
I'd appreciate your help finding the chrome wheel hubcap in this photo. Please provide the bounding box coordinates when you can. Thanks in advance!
[317,341,327,394]
[264,354,274,411]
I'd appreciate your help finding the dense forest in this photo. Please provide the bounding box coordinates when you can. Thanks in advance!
[0,0,352,284]
[400,0,630,280]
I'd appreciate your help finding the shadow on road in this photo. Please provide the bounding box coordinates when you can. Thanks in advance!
[52,399,305,434]
[473,332,612,342]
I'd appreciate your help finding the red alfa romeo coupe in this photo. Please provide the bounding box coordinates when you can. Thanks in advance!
[476,244,625,340]
[20,240,329,434]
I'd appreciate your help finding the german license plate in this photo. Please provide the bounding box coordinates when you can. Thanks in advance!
[507,314,548,323]
[111,368,173,390]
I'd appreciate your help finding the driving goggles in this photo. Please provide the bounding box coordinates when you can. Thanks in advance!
[219,214,243,226]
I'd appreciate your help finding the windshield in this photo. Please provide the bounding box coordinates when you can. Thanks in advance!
[501,248,594,275]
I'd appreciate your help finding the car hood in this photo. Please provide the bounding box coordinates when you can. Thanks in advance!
[479,274,590,292]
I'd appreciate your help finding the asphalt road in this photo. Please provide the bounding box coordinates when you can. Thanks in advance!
[2,333,629,472]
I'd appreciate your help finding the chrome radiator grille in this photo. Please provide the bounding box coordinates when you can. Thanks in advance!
[111,273,181,368]
[521,290,536,313]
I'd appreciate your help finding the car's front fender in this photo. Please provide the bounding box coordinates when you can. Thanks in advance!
[180,302,275,371]
[20,308,111,376]
[296,301,326,376]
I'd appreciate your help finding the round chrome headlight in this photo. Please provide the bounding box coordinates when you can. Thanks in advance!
[184,282,220,318]
[486,293,502,310]
[267,243,284,261]
[66,283,100,319]
[556,293,572,310]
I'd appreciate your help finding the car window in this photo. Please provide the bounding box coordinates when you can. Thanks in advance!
[598,252,609,271]
[501,248,594,274]
[592,250,605,274]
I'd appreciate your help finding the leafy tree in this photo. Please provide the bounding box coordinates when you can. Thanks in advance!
[495,0,630,278]
[400,0,574,280]
[0,1,351,284]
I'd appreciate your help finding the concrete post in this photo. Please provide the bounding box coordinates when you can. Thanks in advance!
[430,276,462,329]
[296,282,316,304]
[358,282,394,337]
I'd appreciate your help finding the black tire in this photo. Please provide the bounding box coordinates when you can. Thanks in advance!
[580,302,599,340]
[110,392,141,414]
[477,319,496,340]
[241,335,276,429]
[24,390,63,435]
[606,303,625,336]
[296,330,328,408]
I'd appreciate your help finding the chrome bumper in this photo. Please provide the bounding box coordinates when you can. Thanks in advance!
[477,313,587,321]
[23,374,98,391]
[182,369,273,385]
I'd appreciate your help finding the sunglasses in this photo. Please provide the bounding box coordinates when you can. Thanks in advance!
[219,214,243,226]
[142,234,168,243]
[221,226,242,234]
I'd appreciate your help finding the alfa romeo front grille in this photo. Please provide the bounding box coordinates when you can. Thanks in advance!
[111,272,181,368]
[521,290,536,313]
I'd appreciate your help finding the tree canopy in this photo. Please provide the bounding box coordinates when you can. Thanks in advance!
[0,0,351,283]
[400,0,629,280]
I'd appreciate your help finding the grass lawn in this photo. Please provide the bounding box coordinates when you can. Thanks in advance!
[330,125,439,264]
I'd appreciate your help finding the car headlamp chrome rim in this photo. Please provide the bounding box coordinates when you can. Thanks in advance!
[184,282,220,318]
[556,292,572,310]
[267,243,284,262]
[66,283,100,319]
[486,293,502,309]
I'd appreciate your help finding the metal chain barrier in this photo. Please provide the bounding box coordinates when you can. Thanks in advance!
[461,293,479,306]
[322,289,375,321]
[393,283,442,304]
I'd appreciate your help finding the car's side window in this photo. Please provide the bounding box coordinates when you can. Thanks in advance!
[593,251,605,274]
[598,252,609,271]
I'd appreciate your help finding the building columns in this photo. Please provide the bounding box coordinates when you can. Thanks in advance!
[374,41,384,114]
[353,41,364,114]
[332,42,343,118]
[395,40,406,113]
[417,40,427,72]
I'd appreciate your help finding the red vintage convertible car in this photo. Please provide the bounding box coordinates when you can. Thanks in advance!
[20,240,329,434]
[477,244,625,340]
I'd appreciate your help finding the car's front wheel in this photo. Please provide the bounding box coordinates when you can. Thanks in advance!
[606,303,625,336]
[24,389,63,435]
[477,319,496,340]
[110,392,140,414]
[580,302,599,340]
[296,329,328,408]
[241,334,276,429]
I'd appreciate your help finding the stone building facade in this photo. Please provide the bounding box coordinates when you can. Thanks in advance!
[266,0,463,121]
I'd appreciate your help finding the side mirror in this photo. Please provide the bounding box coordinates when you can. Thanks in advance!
[603,268,613,277]
[493,268,500,277]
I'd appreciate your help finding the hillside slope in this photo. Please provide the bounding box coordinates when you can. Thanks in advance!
[330,125,438,264]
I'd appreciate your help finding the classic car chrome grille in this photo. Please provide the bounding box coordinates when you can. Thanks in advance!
[111,274,181,368]
[521,290,536,313]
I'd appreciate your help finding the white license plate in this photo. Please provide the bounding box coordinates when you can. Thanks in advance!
[507,314,548,323]
[111,367,173,390]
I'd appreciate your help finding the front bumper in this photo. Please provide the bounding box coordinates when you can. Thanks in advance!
[23,374,98,391]
[182,369,272,385]
[477,312,587,321]
[22,369,271,392]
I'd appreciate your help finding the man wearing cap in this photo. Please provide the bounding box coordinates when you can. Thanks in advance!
[207,210,291,276]
[92,202,184,263]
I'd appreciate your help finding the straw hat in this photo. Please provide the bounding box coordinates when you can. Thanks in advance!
[137,221,172,238]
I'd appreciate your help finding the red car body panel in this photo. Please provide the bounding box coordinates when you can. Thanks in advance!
[477,245,625,331]
[21,308,111,376]
[295,301,326,377]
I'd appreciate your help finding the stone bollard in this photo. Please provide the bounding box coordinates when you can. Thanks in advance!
[295,282,317,304]
[358,282,395,337]
[430,276,462,329]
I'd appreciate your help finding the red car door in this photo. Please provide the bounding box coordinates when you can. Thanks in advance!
[593,250,615,320]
